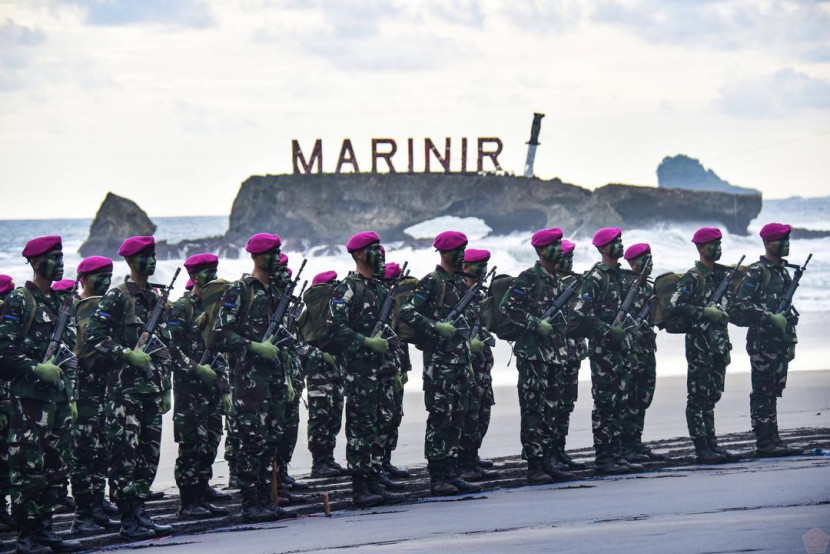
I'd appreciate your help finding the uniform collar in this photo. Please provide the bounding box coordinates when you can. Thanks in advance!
[694,260,714,275]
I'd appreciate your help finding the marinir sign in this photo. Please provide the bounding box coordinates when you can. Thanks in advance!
[292,137,504,174]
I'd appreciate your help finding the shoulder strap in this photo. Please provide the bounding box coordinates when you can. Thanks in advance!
[115,282,138,325]
[431,271,447,309]
[19,286,36,338]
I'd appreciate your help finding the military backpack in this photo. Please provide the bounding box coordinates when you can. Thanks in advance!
[479,274,521,341]
[193,278,233,348]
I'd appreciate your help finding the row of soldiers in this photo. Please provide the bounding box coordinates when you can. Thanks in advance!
[0,219,806,552]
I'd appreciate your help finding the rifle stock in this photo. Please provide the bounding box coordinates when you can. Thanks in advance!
[135,267,181,381]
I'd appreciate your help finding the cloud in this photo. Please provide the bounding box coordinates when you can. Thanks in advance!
[717,67,830,119]
[57,0,215,28]
[0,19,46,91]
[503,0,585,34]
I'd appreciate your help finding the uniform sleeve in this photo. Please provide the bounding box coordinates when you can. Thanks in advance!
[399,273,439,334]
[167,298,197,374]
[573,272,608,337]
[85,288,128,364]
[0,291,37,377]
[668,271,703,322]
[328,280,365,357]
[733,264,772,324]
[211,281,251,353]
[499,269,541,332]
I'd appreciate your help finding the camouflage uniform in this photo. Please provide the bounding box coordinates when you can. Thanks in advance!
[573,264,633,463]
[0,283,77,531]
[211,276,289,500]
[471,329,495,454]
[500,262,566,462]
[669,262,732,443]
[733,257,798,447]
[386,343,410,466]
[303,345,344,467]
[0,293,12,521]
[168,293,229,492]
[276,350,304,476]
[328,272,397,480]
[86,276,173,503]
[621,279,657,451]
[400,267,474,465]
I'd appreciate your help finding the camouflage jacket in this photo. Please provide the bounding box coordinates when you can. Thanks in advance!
[168,293,230,397]
[559,273,589,362]
[328,272,397,375]
[573,263,633,350]
[669,261,732,355]
[86,276,173,395]
[74,295,110,401]
[733,256,798,349]
[300,344,343,384]
[399,266,472,368]
[0,294,7,410]
[630,280,657,353]
[500,262,566,363]
[0,282,77,402]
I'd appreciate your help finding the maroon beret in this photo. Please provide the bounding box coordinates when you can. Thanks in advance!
[184,253,219,273]
[279,253,289,266]
[384,263,401,279]
[433,231,468,251]
[286,268,293,278]
[246,233,281,254]
[312,271,338,286]
[592,227,622,247]
[346,231,381,253]
[185,279,194,291]
[464,249,491,263]
[624,243,651,260]
[52,279,75,292]
[760,223,791,242]
[691,227,722,245]
[118,236,155,257]
[561,240,575,256]
[22,235,62,258]
[0,275,15,295]
[531,228,563,248]
[78,256,113,275]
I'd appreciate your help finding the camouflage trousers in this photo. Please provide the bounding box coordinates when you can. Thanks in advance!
[621,350,656,444]
[173,388,223,489]
[106,393,162,502]
[748,343,791,439]
[424,364,474,462]
[344,371,395,477]
[0,400,12,507]
[552,358,581,446]
[472,368,494,452]
[516,358,558,460]
[386,380,405,459]
[277,380,304,467]
[307,378,344,459]
[589,345,630,455]
[8,398,72,527]
[70,397,109,505]
[685,346,729,441]
[233,386,287,493]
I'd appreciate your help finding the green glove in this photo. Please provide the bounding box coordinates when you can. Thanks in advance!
[33,356,62,384]
[702,306,724,323]
[70,401,78,422]
[221,394,232,415]
[362,334,389,355]
[0,414,6,431]
[608,325,627,344]
[470,338,485,354]
[248,340,278,361]
[394,372,403,391]
[124,346,151,370]
[434,321,456,339]
[769,313,788,333]
[194,364,217,384]
[285,375,296,402]
[536,318,553,337]
[322,352,337,366]
[161,389,172,414]
[401,371,409,385]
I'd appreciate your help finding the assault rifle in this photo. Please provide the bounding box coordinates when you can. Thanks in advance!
[628,295,655,334]
[264,259,307,350]
[44,275,80,397]
[445,266,497,348]
[611,258,652,330]
[777,253,812,321]
[699,255,746,334]
[543,263,599,336]
[135,267,181,380]
[461,268,497,348]
[371,261,408,338]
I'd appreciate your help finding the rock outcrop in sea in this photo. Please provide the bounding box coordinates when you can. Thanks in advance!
[79,193,157,258]
[657,154,760,195]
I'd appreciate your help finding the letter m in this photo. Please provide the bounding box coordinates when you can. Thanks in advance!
[292,140,323,174]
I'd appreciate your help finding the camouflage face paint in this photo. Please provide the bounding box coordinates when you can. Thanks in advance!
[543,241,562,264]
[89,272,112,296]
[37,249,64,281]
[557,253,574,273]
[465,262,486,280]
[707,240,722,262]
[633,254,653,277]
[452,247,466,271]
[368,243,385,276]
[609,238,624,260]
[774,238,790,257]
[131,251,156,276]
[194,267,217,288]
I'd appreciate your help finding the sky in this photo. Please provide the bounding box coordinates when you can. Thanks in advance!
[1,0,829,219]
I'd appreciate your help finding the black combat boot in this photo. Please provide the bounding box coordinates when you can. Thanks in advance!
[382,447,410,479]
[527,458,555,484]
[427,460,459,497]
[311,452,341,478]
[198,483,230,516]
[464,451,502,480]
[35,517,81,552]
[476,455,494,468]
[133,500,173,533]
[15,520,52,554]
[146,490,165,501]
[86,492,118,529]
[542,456,576,481]
[118,499,155,541]
[693,437,725,464]
[770,425,803,456]
[754,423,790,457]
[444,457,482,493]
[258,486,299,520]
[351,476,384,508]
[177,486,212,519]
[368,478,406,505]
[97,492,119,517]
[56,495,75,514]
[707,434,740,461]
[70,502,107,535]
[240,487,276,523]
[554,439,587,470]
[376,472,405,491]
[0,497,15,532]
[227,470,239,489]
[620,441,650,464]
[279,463,309,491]
[204,484,231,502]
[633,436,666,462]
[593,448,630,475]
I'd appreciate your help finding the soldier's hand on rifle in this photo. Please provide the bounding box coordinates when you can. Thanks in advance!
[322,352,337,366]
[124,346,151,370]
[401,371,409,385]
[161,389,172,414]
[221,393,232,415]
[248,339,278,361]
[285,375,296,402]
[768,312,788,333]
[471,338,485,354]
[433,322,456,339]
[394,372,403,391]
[702,306,726,323]
[536,318,553,337]
[33,355,62,384]
[363,334,389,355]
[194,363,217,384]
[70,401,78,422]
[608,325,627,345]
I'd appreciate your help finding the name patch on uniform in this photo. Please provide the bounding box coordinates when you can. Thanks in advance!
[3,314,18,321]
[512,288,525,295]
[223,302,235,308]
[332,299,345,304]
[414,293,427,301]
[99,311,112,319]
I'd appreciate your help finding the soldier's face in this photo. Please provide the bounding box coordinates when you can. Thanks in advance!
[86,272,112,296]
[607,238,624,260]
[130,251,156,276]
[367,243,385,276]
[450,247,466,271]
[702,240,722,262]
[769,238,790,257]
[629,254,653,276]
[193,267,217,288]
[257,249,281,273]
[540,241,562,264]
[557,253,574,273]
[35,249,64,281]
[464,262,486,280]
